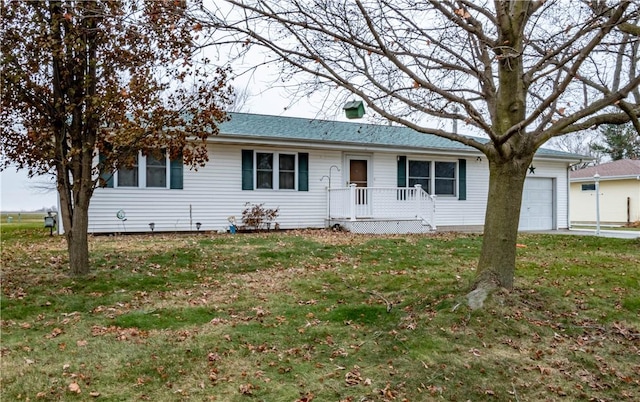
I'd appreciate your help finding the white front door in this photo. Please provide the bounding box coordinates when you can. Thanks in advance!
[519,178,555,230]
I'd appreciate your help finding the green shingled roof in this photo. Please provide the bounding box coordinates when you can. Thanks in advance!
[219,112,584,159]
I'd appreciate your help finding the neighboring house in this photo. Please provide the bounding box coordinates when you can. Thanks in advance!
[570,159,640,225]
[86,113,582,234]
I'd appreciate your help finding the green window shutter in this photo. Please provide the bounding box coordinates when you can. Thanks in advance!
[242,150,254,190]
[298,153,309,191]
[170,155,183,189]
[99,153,114,188]
[397,156,407,187]
[458,158,467,200]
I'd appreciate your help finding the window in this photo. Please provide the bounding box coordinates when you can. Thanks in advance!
[118,155,139,187]
[146,151,167,188]
[581,183,596,191]
[435,161,456,195]
[242,150,309,191]
[279,154,296,190]
[256,152,295,190]
[256,152,274,189]
[408,160,430,190]
[398,158,459,197]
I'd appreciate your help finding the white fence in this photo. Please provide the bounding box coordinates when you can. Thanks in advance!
[327,184,436,229]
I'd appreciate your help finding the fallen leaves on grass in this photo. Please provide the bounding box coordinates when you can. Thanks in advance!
[295,392,315,402]
[345,366,363,386]
[238,383,254,395]
[68,382,81,394]
[46,327,63,338]
[90,325,148,341]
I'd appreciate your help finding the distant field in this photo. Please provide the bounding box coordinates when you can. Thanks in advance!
[1,212,56,237]
[1,212,45,222]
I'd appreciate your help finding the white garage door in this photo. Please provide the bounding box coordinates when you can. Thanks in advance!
[519,178,554,230]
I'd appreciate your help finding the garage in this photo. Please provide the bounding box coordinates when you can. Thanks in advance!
[519,178,555,230]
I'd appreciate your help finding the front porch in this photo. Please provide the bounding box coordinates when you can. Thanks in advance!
[326,184,437,234]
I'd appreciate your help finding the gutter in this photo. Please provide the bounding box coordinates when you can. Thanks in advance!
[571,174,640,182]
[567,159,585,230]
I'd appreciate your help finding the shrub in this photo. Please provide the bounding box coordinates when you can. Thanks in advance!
[241,203,279,230]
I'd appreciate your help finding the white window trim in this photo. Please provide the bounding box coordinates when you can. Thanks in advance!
[114,151,171,189]
[406,159,458,197]
[434,160,457,197]
[254,151,299,191]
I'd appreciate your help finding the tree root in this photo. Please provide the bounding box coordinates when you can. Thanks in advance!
[466,281,498,310]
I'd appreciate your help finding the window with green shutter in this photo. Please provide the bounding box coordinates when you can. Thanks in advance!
[298,153,309,191]
[242,150,254,190]
[242,150,308,191]
[98,153,114,188]
[458,159,466,200]
[397,156,407,187]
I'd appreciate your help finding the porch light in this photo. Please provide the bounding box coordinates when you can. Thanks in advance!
[343,100,365,119]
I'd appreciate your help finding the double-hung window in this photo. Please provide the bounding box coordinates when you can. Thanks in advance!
[117,155,139,187]
[256,152,274,189]
[255,152,296,190]
[434,162,456,196]
[408,160,430,190]
[279,154,296,190]
[146,150,167,188]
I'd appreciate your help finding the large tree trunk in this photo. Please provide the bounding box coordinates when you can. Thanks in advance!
[57,170,92,276]
[467,155,531,308]
[66,210,90,276]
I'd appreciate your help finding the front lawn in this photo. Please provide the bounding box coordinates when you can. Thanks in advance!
[1,227,638,401]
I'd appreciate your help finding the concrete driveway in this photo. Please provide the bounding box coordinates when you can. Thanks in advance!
[531,228,640,239]
[568,228,640,239]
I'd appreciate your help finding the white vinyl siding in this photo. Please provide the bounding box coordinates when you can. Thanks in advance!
[88,143,572,233]
[89,144,336,233]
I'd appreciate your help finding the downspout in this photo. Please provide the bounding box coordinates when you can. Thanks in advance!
[566,160,584,230]
[637,176,640,223]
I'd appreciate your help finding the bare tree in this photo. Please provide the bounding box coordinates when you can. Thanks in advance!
[196,1,640,306]
[545,131,603,168]
[227,86,253,113]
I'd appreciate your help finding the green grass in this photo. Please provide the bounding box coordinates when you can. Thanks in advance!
[1,226,639,401]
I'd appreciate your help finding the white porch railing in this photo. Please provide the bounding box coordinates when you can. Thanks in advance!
[327,184,436,229]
